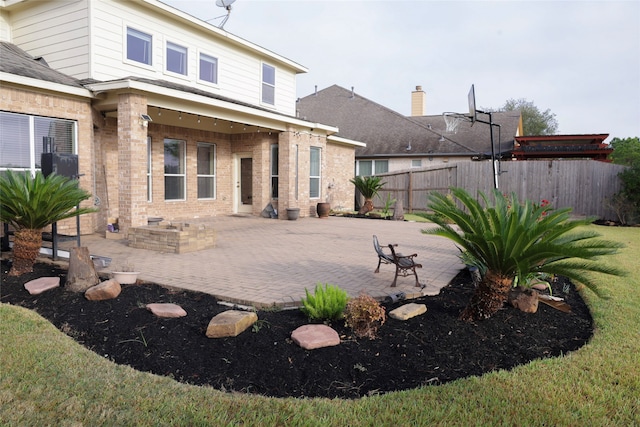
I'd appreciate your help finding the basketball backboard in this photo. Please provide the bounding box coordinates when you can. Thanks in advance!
[468,84,477,123]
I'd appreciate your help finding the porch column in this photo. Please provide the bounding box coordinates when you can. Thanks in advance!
[117,93,148,235]
[277,127,297,219]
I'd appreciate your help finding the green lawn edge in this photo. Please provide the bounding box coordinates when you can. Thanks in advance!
[1,225,638,426]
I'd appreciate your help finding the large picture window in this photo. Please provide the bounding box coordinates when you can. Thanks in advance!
[310,147,321,199]
[262,63,275,105]
[199,53,218,84]
[197,143,216,199]
[166,42,187,75]
[0,111,75,173]
[126,27,152,65]
[164,139,185,200]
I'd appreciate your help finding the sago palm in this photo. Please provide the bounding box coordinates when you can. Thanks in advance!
[350,176,386,214]
[422,187,625,322]
[0,170,96,276]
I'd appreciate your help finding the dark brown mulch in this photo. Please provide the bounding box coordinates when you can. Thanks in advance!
[0,259,593,399]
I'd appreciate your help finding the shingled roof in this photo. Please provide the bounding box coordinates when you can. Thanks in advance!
[296,85,521,158]
[0,42,84,88]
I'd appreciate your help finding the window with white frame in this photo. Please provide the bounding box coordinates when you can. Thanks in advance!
[411,159,422,168]
[197,143,216,199]
[0,111,75,173]
[356,159,388,176]
[310,147,321,198]
[262,63,275,105]
[166,42,187,75]
[126,27,152,65]
[199,53,218,84]
[164,138,185,200]
[146,137,152,202]
[270,144,278,198]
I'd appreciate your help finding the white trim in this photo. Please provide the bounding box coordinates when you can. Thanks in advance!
[0,72,93,98]
[85,79,338,132]
[327,135,366,148]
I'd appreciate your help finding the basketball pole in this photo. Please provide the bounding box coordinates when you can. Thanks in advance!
[474,110,499,190]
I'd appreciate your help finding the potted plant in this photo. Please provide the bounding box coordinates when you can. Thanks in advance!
[111,261,140,285]
[350,176,386,215]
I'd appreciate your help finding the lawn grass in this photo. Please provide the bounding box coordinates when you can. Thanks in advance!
[1,225,638,426]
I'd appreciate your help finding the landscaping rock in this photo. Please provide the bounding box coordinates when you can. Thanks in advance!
[206,310,257,338]
[389,303,427,320]
[84,279,121,301]
[24,277,60,295]
[509,287,539,313]
[291,324,340,350]
[146,303,187,318]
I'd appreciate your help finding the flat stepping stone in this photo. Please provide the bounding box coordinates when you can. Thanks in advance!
[291,324,340,350]
[146,303,187,318]
[24,277,60,295]
[206,310,257,338]
[85,279,121,301]
[389,303,427,321]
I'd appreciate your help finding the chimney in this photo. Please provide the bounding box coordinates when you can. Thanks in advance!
[411,85,426,116]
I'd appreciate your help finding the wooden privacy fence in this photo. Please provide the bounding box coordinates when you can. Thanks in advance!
[375,160,627,221]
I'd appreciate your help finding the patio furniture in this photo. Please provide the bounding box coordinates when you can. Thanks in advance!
[373,235,422,287]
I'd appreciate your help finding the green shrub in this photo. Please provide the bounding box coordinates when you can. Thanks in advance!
[344,294,386,339]
[300,283,348,321]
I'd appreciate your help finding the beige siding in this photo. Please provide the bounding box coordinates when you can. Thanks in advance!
[90,0,298,115]
[0,10,11,42]
[9,0,90,77]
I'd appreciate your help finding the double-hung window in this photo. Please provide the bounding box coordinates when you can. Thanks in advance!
[0,111,75,174]
[262,63,275,105]
[126,27,152,65]
[197,143,216,199]
[166,42,187,75]
[146,137,152,202]
[309,147,321,199]
[199,53,218,84]
[270,144,278,198]
[164,139,185,200]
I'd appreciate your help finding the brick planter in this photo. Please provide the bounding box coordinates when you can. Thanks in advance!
[128,223,216,254]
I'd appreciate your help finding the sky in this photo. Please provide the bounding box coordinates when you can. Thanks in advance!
[163,0,640,141]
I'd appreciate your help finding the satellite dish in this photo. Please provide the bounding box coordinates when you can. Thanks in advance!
[213,0,236,28]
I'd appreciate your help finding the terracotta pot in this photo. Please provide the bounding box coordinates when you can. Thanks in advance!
[316,202,331,218]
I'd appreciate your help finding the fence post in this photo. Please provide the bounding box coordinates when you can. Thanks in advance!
[408,171,413,213]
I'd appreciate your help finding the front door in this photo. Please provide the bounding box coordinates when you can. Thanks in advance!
[234,153,253,214]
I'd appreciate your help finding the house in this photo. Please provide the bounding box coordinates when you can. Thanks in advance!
[0,0,363,238]
[512,134,612,161]
[296,85,523,175]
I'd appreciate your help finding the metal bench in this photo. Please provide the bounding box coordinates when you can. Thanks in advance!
[373,235,422,287]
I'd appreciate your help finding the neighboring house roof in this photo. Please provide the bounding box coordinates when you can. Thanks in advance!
[296,85,522,158]
[0,42,84,88]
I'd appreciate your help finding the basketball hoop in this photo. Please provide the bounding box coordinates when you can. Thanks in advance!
[443,112,468,134]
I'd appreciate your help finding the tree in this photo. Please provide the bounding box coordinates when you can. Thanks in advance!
[0,171,97,276]
[609,137,640,166]
[422,188,625,322]
[609,137,640,224]
[502,98,558,135]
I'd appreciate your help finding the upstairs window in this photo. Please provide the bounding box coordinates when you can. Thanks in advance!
[166,42,187,75]
[199,53,218,84]
[127,27,152,65]
[262,63,275,105]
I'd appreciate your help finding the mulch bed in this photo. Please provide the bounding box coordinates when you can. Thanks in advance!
[1,259,593,399]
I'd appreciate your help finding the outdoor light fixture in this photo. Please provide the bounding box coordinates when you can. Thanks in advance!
[140,114,152,127]
[178,112,182,120]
